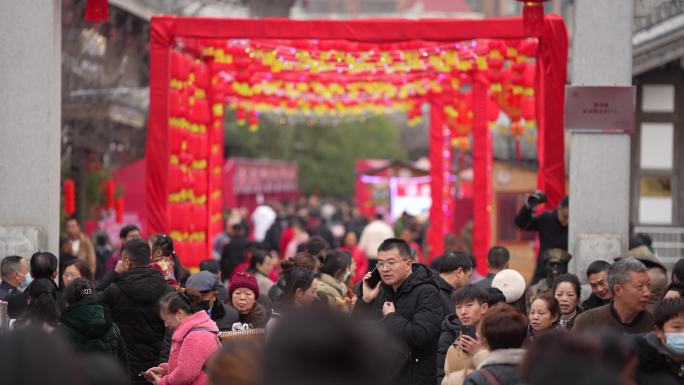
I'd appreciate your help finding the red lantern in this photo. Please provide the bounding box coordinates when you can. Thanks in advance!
[192,61,210,89]
[169,166,184,193]
[116,197,124,224]
[104,180,115,209]
[63,179,76,216]
[193,170,208,196]
[487,58,504,71]
[522,96,536,121]
[515,0,549,33]
[171,51,191,81]
[488,103,501,122]
[84,0,108,23]
[235,108,247,125]
[518,39,539,57]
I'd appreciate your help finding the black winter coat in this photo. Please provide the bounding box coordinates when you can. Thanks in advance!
[582,293,610,312]
[514,206,568,283]
[437,314,462,385]
[56,297,128,367]
[96,268,171,384]
[635,332,684,385]
[211,302,240,331]
[435,275,455,317]
[353,264,444,385]
[268,277,286,304]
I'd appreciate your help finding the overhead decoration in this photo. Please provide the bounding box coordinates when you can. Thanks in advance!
[195,37,540,136]
[146,16,568,270]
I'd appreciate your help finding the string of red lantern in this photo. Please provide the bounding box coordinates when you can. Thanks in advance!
[187,37,538,137]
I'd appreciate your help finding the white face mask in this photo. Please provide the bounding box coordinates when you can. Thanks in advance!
[19,272,32,291]
[343,271,352,283]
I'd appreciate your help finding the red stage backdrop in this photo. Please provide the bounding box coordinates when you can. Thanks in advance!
[146,15,568,271]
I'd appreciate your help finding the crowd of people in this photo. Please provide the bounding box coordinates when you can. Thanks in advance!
[1,195,684,385]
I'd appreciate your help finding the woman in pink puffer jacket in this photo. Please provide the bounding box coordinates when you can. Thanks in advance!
[144,289,220,385]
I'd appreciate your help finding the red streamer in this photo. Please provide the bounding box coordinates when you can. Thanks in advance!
[472,81,492,276]
[116,197,124,224]
[64,179,76,216]
[427,98,446,260]
[515,139,521,161]
[105,180,115,209]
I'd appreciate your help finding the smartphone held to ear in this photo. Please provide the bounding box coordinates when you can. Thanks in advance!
[366,266,382,287]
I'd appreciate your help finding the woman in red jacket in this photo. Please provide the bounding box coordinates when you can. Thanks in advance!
[339,230,368,285]
[144,289,220,385]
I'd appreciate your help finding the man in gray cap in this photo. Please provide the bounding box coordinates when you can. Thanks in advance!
[186,270,238,331]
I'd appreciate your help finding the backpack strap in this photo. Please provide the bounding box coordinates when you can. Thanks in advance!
[478,368,501,385]
[188,327,221,373]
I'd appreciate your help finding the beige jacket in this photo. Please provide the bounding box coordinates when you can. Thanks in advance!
[316,273,352,312]
[75,233,97,276]
[442,344,490,385]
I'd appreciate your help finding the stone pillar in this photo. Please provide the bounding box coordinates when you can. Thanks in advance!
[568,0,634,280]
[0,1,61,259]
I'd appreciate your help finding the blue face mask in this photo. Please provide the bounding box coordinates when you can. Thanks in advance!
[665,333,684,355]
[20,272,32,291]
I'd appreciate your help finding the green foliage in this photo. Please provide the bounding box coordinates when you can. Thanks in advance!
[225,112,408,199]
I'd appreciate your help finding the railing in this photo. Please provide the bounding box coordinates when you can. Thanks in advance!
[633,226,684,269]
[634,0,684,31]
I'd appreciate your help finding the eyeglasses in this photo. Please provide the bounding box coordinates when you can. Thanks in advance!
[377,259,409,270]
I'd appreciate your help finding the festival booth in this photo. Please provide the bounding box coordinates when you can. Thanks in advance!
[223,157,299,213]
[145,6,567,271]
[355,159,445,222]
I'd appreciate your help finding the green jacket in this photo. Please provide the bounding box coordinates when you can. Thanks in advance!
[56,297,128,368]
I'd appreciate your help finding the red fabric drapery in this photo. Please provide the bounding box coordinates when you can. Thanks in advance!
[535,19,568,208]
[472,79,492,275]
[428,99,446,258]
[146,16,568,265]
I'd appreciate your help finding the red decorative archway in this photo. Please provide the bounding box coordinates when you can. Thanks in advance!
[145,15,567,272]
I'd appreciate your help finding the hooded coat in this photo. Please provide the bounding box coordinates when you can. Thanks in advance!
[56,297,128,367]
[635,332,684,385]
[317,273,351,312]
[97,268,172,383]
[353,264,444,385]
[463,349,526,385]
[159,311,220,385]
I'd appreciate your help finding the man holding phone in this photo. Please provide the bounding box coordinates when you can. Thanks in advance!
[441,285,490,385]
[353,238,443,385]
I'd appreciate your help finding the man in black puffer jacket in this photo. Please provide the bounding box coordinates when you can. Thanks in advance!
[353,238,444,385]
[96,238,172,385]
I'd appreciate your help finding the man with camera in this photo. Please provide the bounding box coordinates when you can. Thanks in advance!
[515,191,569,284]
